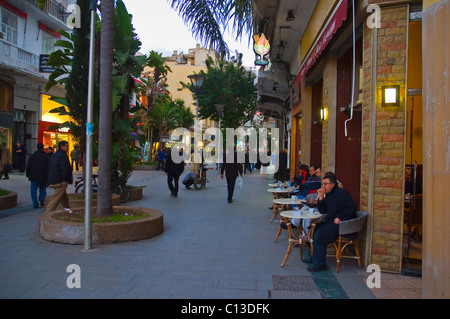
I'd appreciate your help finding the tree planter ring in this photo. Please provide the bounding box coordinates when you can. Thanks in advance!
[0,191,17,210]
[38,206,164,245]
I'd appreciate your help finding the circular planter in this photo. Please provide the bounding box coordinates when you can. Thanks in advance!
[0,191,17,210]
[127,186,143,201]
[44,193,120,209]
[38,206,164,245]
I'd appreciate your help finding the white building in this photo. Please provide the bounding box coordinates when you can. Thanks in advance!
[0,0,73,165]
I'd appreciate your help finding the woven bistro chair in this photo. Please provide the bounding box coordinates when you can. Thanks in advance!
[329,211,368,273]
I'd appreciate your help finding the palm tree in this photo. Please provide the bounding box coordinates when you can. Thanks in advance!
[97,0,114,217]
[147,95,178,148]
[168,0,254,58]
[136,51,172,161]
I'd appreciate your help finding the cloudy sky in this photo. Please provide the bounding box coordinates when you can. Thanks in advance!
[123,0,255,67]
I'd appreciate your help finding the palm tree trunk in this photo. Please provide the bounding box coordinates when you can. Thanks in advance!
[97,0,114,217]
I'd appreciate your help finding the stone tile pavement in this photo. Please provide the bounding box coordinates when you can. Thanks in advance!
[0,167,421,301]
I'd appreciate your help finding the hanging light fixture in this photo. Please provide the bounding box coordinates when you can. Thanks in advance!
[286,10,295,21]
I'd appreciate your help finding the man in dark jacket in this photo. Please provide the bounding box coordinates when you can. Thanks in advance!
[26,143,48,208]
[220,149,243,203]
[45,140,73,213]
[306,172,356,272]
[164,147,185,197]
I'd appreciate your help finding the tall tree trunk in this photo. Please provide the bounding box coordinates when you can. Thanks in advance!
[97,0,114,217]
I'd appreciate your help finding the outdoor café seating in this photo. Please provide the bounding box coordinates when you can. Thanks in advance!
[327,210,368,273]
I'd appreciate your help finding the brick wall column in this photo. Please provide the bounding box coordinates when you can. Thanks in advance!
[361,5,408,272]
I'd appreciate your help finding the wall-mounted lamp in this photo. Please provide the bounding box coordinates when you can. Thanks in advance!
[286,10,295,21]
[382,85,400,106]
[320,106,328,122]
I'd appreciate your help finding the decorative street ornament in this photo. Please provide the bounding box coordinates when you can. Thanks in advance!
[253,33,270,66]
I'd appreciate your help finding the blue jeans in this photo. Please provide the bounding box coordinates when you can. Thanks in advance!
[30,181,46,208]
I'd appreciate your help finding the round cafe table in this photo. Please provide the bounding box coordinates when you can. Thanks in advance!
[267,188,295,222]
[272,198,306,241]
[279,209,322,267]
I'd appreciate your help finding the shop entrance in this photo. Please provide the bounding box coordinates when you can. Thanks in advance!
[402,20,423,276]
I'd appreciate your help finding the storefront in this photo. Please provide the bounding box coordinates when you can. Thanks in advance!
[38,94,75,154]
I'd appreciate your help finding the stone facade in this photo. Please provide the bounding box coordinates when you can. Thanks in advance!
[360,5,409,272]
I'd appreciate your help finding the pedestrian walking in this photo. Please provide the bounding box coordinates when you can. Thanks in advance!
[0,142,11,179]
[45,141,73,213]
[220,149,243,203]
[26,143,48,209]
[13,141,26,174]
[70,145,80,171]
[157,147,166,170]
[164,147,184,197]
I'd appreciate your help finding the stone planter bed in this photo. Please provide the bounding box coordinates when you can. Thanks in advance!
[127,185,144,201]
[44,193,120,209]
[38,206,164,245]
[0,191,17,210]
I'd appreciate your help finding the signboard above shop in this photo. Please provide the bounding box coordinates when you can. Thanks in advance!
[39,55,56,73]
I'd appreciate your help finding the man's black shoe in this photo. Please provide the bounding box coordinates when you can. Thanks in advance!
[227,199,233,203]
[302,257,312,264]
[307,264,327,272]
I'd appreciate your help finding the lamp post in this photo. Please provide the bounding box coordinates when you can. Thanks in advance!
[187,73,206,173]
[83,0,97,252]
[215,104,225,172]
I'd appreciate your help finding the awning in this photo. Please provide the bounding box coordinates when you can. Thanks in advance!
[0,0,27,20]
[38,22,61,39]
[296,0,348,83]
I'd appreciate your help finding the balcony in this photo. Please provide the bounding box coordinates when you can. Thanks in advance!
[25,0,70,25]
[0,39,40,76]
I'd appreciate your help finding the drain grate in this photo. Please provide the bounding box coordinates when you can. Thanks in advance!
[269,289,323,299]
[270,275,323,299]
[272,275,318,291]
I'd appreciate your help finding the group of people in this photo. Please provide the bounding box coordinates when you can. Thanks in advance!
[282,163,357,272]
[25,141,73,212]
[0,141,26,178]
[162,147,243,203]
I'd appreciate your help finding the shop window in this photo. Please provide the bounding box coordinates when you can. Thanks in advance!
[1,8,18,45]
[0,80,13,111]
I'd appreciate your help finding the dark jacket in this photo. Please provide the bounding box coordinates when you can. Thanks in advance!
[164,150,184,176]
[47,149,73,185]
[26,150,48,182]
[221,152,243,178]
[316,185,357,245]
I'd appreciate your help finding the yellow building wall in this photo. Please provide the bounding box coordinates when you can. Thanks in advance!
[300,0,340,63]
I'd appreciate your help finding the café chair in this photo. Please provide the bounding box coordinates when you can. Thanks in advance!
[328,211,368,273]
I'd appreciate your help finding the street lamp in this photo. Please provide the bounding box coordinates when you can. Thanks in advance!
[215,104,225,172]
[83,0,97,252]
[187,73,206,173]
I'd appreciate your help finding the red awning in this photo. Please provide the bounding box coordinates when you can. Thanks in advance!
[0,0,27,20]
[296,0,348,83]
[38,22,61,39]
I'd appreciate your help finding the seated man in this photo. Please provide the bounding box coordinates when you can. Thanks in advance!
[292,164,310,188]
[292,165,321,199]
[305,172,357,272]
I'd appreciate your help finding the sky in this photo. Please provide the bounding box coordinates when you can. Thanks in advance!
[122,0,255,67]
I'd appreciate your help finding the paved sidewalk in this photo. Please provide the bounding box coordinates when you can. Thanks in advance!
[0,168,419,299]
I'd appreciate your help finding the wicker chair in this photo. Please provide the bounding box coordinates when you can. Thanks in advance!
[329,211,368,273]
